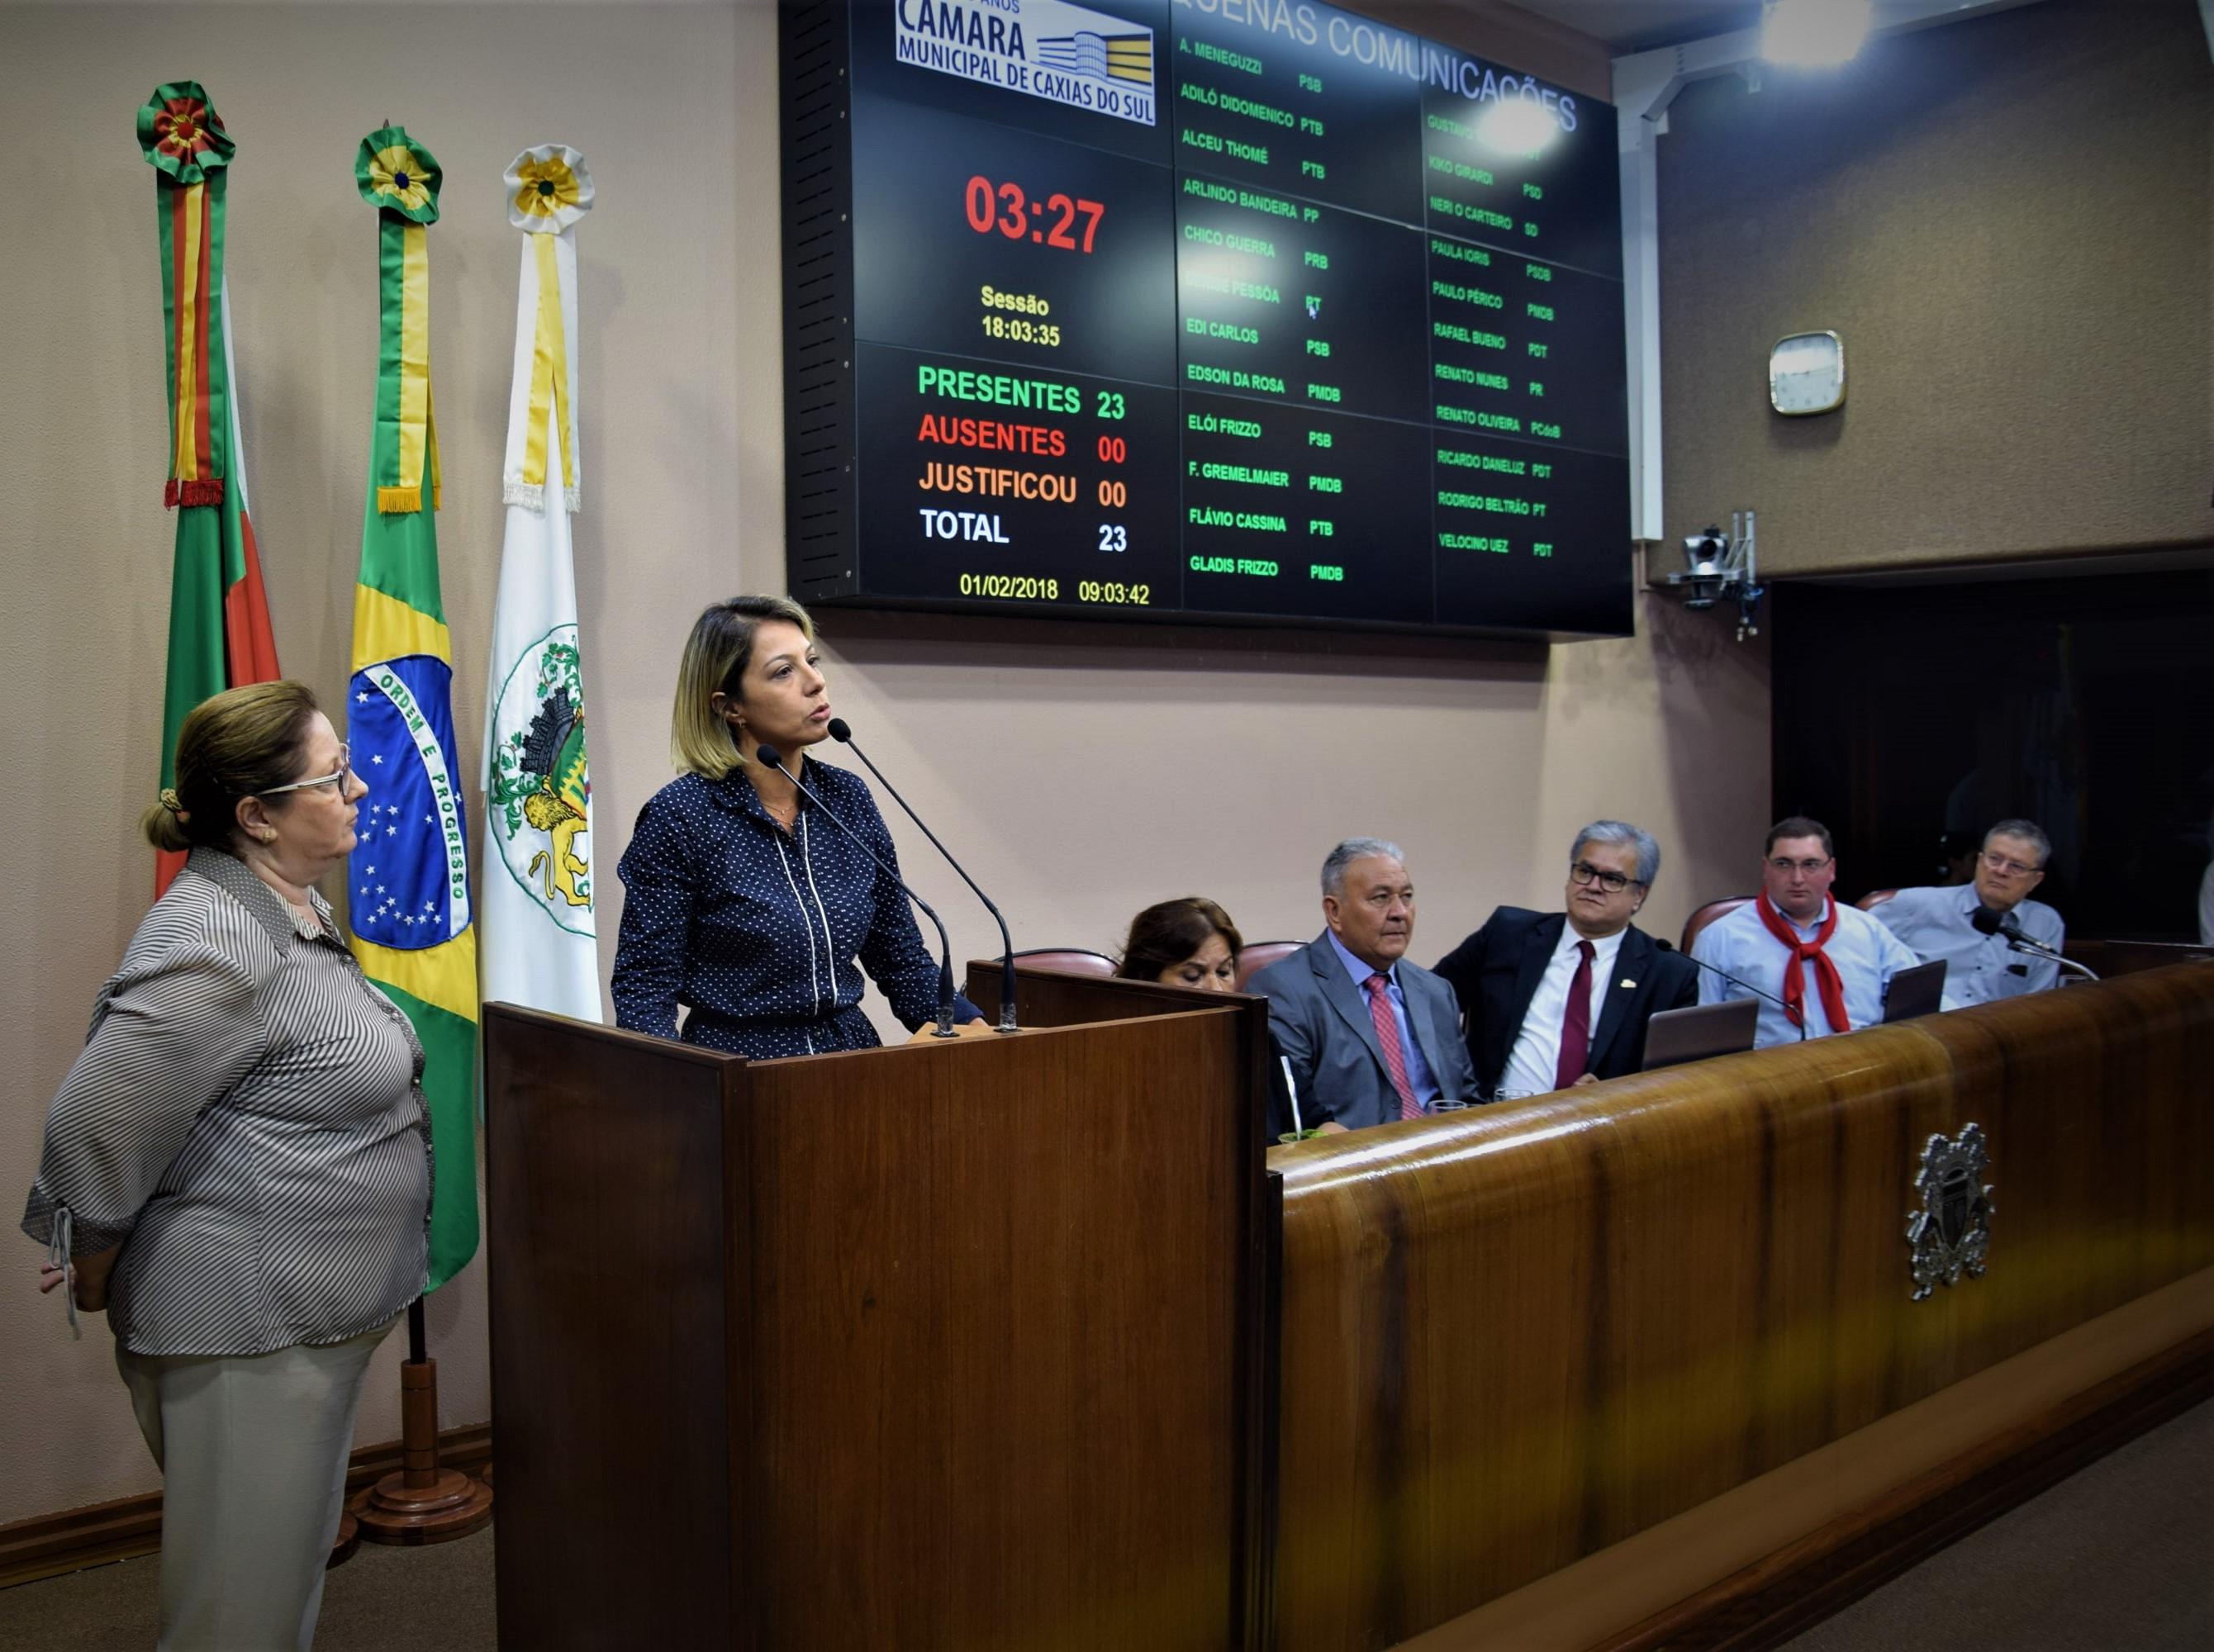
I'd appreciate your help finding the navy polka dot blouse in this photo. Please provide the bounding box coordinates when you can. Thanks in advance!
[611,757,979,1059]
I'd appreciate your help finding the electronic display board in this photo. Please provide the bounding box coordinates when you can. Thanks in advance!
[780,0,1632,637]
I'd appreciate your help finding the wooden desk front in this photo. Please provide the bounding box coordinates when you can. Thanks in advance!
[1271,962,2214,1647]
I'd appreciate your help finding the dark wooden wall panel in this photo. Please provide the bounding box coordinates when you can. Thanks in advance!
[1766,572,2214,942]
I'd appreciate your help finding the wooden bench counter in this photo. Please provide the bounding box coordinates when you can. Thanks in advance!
[1269,962,2214,1649]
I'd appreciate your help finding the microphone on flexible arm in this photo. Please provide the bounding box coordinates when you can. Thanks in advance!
[1969,904,2101,981]
[757,745,959,1037]
[826,717,1019,1034]
[1656,939,1808,1040]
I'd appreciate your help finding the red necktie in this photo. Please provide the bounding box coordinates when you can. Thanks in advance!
[1363,972,1421,1120]
[1554,939,1595,1089]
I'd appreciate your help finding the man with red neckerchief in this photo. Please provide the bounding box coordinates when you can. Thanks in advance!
[1690,816,1920,1050]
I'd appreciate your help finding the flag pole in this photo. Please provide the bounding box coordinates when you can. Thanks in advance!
[138,82,283,898]
[349,1296,492,1542]
[340,121,491,1546]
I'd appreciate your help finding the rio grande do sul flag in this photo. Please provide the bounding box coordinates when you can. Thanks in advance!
[481,146,600,1023]
[345,124,478,1291]
[141,83,281,896]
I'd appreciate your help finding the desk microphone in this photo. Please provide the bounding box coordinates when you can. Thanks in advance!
[826,717,1019,1033]
[757,745,958,1037]
[1969,904,2101,982]
[1657,939,1808,1040]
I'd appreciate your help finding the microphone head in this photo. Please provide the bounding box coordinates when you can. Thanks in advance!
[1969,904,2005,935]
[755,743,783,769]
[826,717,853,743]
[1656,938,1676,951]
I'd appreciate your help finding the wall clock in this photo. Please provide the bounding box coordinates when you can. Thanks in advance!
[1770,330,1846,415]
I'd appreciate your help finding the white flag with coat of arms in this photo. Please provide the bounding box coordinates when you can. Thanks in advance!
[481,144,600,1022]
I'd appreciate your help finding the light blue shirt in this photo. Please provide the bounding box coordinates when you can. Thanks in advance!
[1874,883,2064,1007]
[1691,899,1922,1049]
[1325,931,1441,1104]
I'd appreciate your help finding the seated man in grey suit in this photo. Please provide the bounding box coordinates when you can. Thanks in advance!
[1247,838,1480,1134]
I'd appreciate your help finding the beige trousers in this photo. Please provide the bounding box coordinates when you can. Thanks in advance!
[117,1319,395,1651]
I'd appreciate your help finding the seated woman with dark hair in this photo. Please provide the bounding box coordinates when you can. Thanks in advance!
[1116,897,1243,992]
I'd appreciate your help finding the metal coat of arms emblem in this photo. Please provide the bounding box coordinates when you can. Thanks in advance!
[1905,1123,1994,1301]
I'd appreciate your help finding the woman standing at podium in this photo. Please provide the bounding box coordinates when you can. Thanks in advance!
[612,595,986,1056]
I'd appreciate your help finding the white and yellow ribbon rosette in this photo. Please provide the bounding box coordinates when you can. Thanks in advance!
[507,145,592,232]
[501,145,592,511]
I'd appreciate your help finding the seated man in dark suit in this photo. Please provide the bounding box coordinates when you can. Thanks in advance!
[1432,820,1699,1101]
[1247,838,1480,1134]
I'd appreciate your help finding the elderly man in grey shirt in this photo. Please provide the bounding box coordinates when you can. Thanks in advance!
[1875,819,2066,1008]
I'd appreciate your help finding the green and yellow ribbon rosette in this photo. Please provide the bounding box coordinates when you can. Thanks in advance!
[140,83,238,507]
[359,125,441,223]
[356,125,443,512]
[500,145,592,512]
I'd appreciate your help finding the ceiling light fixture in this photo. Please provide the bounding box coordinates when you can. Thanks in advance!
[1760,0,1875,67]
[1475,96,1559,155]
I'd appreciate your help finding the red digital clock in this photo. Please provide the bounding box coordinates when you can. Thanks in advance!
[963,175,1105,254]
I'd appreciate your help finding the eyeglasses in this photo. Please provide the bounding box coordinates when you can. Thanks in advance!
[261,745,353,797]
[1979,851,2041,878]
[1569,861,1641,894]
[1767,856,1832,876]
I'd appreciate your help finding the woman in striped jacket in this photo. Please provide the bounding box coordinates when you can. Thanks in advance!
[23,681,430,1651]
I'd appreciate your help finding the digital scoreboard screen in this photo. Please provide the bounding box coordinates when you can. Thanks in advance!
[780,0,1632,637]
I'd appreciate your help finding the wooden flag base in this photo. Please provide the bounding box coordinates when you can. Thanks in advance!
[349,1351,493,1545]
[328,1512,361,1569]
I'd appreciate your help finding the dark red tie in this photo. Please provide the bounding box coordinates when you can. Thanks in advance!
[1363,973,1421,1120]
[1554,940,1595,1089]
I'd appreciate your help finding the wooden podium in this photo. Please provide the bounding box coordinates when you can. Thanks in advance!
[484,965,1275,1650]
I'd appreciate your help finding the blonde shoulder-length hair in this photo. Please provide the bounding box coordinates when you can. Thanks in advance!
[669,594,818,780]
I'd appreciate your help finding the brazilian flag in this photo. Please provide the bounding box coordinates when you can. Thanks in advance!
[346,126,477,1291]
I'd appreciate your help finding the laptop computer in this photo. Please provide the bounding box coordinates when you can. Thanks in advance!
[1641,997,1760,1071]
[1883,960,1947,1023]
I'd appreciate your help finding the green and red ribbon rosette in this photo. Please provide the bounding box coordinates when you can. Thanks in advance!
[140,82,235,183]
[139,82,237,506]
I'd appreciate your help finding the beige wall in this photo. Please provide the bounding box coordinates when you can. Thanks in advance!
[0,0,1769,1529]
[1657,0,2213,577]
